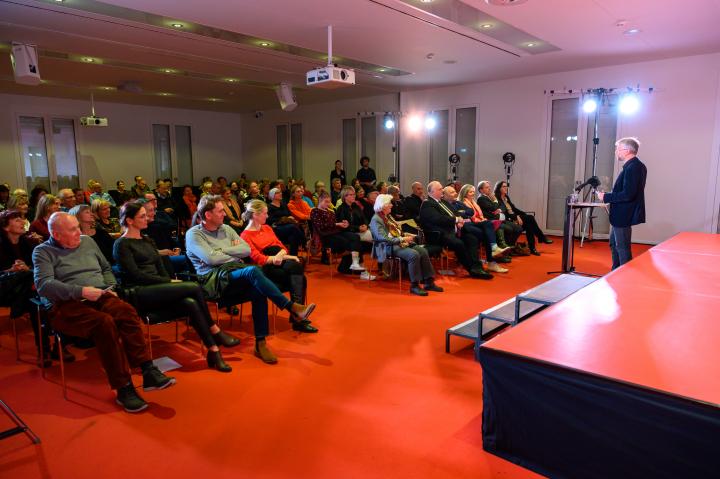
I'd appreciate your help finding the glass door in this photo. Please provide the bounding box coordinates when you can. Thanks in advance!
[18,116,80,193]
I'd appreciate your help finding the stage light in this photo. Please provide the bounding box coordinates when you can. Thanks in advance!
[582,97,598,113]
[407,115,422,132]
[619,93,639,115]
[424,115,437,130]
[383,114,395,130]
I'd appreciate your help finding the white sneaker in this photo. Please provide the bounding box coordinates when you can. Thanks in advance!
[492,245,512,258]
[360,271,376,280]
[350,263,366,271]
[487,262,508,273]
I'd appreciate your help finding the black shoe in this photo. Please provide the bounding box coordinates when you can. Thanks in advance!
[206,350,232,373]
[410,285,429,296]
[291,320,319,333]
[541,238,553,244]
[469,269,493,280]
[497,256,512,264]
[424,283,444,293]
[213,331,240,348]
[142,365,176,392]
[51,344,76,363]
[225,306,239,315]
[530,248,541,256]
[116,384,148,413]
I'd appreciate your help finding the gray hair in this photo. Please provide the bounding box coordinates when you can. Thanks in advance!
[374,193,393,213]
[58,188,74,200]
[68,204,91,218]
[387,185,400,196]
[47,211,72,235]
[616,137,640,154]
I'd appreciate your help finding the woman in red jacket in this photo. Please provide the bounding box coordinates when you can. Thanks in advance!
[240,199,317,333]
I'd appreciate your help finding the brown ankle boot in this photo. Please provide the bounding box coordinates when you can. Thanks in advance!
[254,340,278,364]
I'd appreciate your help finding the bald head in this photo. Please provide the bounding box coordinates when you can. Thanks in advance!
[411,182,424,198]
[427,181,443,200]
[48,212,82,249]
[442,186,458,202]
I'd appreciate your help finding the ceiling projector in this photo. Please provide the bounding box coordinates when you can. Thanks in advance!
[306,66,355,89]
[80,116,108,127]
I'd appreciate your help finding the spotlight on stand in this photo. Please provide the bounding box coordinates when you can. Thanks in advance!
[619,92,640,115]
[502,151,515,188]
[582,97,598,113]
[383,113,395,130]
[424,115,437,130]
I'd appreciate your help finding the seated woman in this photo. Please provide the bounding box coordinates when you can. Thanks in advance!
[458,184,512,268]
[287,185,313,222]
[335,186,372,244]
[179,184,197,230]
[221,186,244,234]
[310,192,373,280]
[6,195,31,232]
[267,188,305,255]
[495,180,551,256]
[240,200,317,333]
[113,201,240,372]
[70,204,116,264]
[0,209,72,366]
[92,199,121,238]
[29,194,60,241]
[477,181,525,254]
[370,194,442,296]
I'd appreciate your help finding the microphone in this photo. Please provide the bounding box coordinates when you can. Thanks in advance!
[575,176,600,192]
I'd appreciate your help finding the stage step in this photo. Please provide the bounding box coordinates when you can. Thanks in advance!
[446,273,598,360]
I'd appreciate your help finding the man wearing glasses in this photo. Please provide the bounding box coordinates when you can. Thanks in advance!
[598,137,647,270]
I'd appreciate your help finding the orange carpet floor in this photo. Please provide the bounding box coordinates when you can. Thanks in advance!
[0,238,651,479]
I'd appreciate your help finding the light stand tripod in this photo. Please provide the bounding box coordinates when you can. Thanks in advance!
[579,88,605,246]
[503,152,515,192]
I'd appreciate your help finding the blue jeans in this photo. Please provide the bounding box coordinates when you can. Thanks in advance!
[609,226,632,270]
[223,266,293,339]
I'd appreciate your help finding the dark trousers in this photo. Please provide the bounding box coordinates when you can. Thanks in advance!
[222,266,293,339]
[262,260,306,304]
[500,221,523,246]
[462,221,496,261]
[609,226,632,270]
[439,232,478,272]
[519,213,546,248]
[52,294,150,390]
[324,232,363,273]
[392,245,435,283]
[274,223,305,255]
[0,270,47,352]
[132,282,217,348]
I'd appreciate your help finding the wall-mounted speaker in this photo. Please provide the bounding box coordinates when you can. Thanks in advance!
[275,82,297,112]
[11,42,41,86]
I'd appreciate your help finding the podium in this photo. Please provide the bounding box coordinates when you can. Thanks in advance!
[559,196,607,274]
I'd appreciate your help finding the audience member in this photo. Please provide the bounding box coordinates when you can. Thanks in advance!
[155,181,176,218]
[89,181,117,207]
[335,186,372,243]
[0,184,9,211]
[92,199,121,237]
[131,176,151,199]
[419,181,492,279]
[330,178,343,205]
[458,184,511,263]
[477,181,522,252]
[115,180,133,206]
[57,188,76,212]
[267,188,305,255]
[356,156,377,191]
[403,182,424,221]
[288,185,313,222]
[370,194,442,296]
[185,195,316,364]
[71,204,115,264]
[28,185,48,220]
[29,194,60,241]
[330,159,347,186]
[7,195,30,232]
[113,202,240,373]
[221,187,244,233]
[179,184,198,229]
[33,212,176,413]
[72,188,86,206]
[240,200,317,333]
[495,180,551,256]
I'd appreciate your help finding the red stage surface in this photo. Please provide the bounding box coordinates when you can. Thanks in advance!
[482,231,720,406]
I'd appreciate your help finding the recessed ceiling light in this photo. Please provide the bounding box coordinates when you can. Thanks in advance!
[208,98,220,102]
[100,86,113,90]
[82,57,95,62]
[378,68,386,72]
[226,78,238,83]
[420,0,434,3]
[54,0,65,2]
[171,23,184,28]
[480,23,494,29]
[259,41,271,47]
[525,42,537,47]
[159,92,171,96]
[623,28,641,35]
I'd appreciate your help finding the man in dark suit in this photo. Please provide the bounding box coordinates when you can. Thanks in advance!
[419,181,492,279]
[403,182,425,221]
[598,137,647,270]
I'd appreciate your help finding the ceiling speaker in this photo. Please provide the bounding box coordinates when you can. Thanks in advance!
[11,43,41,86]
[275,83,297,112]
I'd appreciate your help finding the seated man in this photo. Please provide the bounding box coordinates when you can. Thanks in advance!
[418,181,492,279]
[185,195,316,364]
[33,212,175,413]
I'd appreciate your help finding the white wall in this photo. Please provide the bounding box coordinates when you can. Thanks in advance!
[0,94,243,190]
[399,53,720,244]
[241,93,400,186]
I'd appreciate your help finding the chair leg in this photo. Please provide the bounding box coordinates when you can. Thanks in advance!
[328,249,333,279]
[397,258,402,292]
[11,316,20,362]
[57,334,67,400]
[37,305,46,379]
[145,317,153,360]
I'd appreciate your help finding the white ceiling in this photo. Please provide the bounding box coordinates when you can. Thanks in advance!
[1,0,719,112]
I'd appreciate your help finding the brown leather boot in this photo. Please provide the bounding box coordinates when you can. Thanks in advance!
[254,339,278,364]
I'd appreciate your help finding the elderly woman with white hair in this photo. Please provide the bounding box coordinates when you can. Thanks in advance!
[370,193,442,296]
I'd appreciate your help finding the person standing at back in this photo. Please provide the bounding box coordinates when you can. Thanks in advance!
[330,160,346,186]
[356,156,377,192]
[598,137,647,270]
